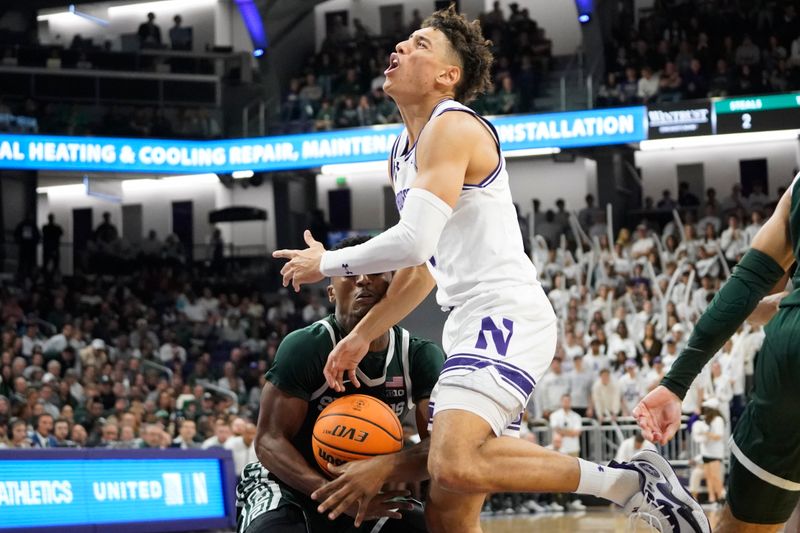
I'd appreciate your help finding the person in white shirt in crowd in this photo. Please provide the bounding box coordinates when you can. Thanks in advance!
[702,360,733,424]
[604,305,631,340]
[21,324,43,357]
[607,321,637,361]
[224,421,258,476]
[547,273,569,314]
[180,292,207,323]
[129,318,159,350]
[536,357,570,419]
[301,293,328,324]
[202,417,232,449]
[676,224,702,262]
[670,323,687,353]
[266,289,296,323]
[171,419,200,449]
[197,287,219,315]
[746,182,769,213]
[720,183,748,215]
[619,360,645,416]
[584,338,610,373]
[217,361,246,398]
[697,204,722,235]
[660,337,680,372]
[561,330,585,370]
[614,432,658,463]
[720,214,748,261]
[567,354,594,418]
[592,368,621,423]
[644,357,666,392]
[636,66,660,103]
[691,399,727,507]
[715,338,746,427]
[630,224,656,259]
[549,394,587,511]
[42,323,75,356]
[744,210,764,243]
[691,275,717,316]
[158,330,187,365]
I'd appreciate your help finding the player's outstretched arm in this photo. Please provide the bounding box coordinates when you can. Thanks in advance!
[311,400,433,526]
[324,265,435,391]
[273,112,478,290]
[635,185,795,444]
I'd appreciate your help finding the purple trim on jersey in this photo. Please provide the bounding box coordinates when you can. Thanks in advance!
[440,354,536,398]
[446,353,537,387]
[433,108,504,191]
[389,135,402,182]
[400,98,455,161]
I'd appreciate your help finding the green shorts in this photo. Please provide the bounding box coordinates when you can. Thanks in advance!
[727,306,800,524]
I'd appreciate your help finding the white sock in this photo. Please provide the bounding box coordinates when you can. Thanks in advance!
[575,458,640,506]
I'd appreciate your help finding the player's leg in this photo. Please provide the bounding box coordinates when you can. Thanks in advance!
[241,505,310,533]
[716,506,783,533]
[703,461,718,503]
[425,482,486,533]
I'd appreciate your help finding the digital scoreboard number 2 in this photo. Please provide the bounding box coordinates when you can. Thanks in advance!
[715,93,800,135]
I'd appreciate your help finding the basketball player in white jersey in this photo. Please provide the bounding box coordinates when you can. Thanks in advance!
[274,7,707,533]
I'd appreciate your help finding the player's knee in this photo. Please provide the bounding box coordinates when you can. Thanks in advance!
[428,451,477,492]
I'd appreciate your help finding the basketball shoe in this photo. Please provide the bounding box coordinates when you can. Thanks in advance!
[612,450,710,533]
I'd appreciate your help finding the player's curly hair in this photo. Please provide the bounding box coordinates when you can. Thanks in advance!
[422,4,494,104]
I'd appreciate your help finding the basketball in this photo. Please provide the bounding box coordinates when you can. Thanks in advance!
[312,394,403,476]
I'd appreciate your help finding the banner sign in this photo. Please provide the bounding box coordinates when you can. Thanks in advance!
[0,106,646,174]
[714,92,800,134]
[646,100,712,138]
[0,449,236,532]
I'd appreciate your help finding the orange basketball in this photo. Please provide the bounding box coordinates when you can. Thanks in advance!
[312,394,403,476]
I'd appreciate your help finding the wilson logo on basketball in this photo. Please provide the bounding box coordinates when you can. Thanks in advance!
[324,424,369,442]
[317,448,346,466]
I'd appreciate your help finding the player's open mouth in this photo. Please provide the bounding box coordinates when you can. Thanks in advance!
[384,54,400,75]
[355,292,376,302]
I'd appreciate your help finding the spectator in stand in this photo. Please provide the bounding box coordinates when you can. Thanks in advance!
[10,418,30,448]
[536,357,569,419]
[172,419,200,449]
[735,34,761,68]
[497,76,520,114]
[169,15,192,51]
[225,421,257,476]
[137,12,162,49]
[658,62,683,102]
[202,417,232,449]
[708,59,733,96]
[592,369,621,422]
[597,73,622,107]
[41,214,63,275]
[637,66,660,103]
[619,67,640,103]
[683,59,708,99]
[30,413,56,447]
[614,432,657,463]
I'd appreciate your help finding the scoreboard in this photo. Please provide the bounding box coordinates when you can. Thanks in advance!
[714,93,800,134]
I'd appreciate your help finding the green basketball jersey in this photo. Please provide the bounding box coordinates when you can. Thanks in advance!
[783,174,800,305]
[245,315,444,517]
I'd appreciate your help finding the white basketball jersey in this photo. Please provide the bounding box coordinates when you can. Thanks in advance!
[390,98,542,308]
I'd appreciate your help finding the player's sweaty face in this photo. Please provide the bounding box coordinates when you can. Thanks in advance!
[384,27,456,97]
[331,272,393,320]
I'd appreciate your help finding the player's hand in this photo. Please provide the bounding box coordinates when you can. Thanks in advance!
[324,330,370,392]
[633,385,682,445]
[273,230,326,292]
[747,291,788,327]
[312,457,409,526]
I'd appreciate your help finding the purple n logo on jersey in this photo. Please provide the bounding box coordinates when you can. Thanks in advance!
[395,188,410,212]
[475,317,514,356]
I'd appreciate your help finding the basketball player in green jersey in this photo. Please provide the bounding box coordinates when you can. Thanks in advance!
[635,173,800,532]
[238,236,445,533]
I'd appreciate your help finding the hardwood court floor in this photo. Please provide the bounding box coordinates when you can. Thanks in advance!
[481,507,724,532]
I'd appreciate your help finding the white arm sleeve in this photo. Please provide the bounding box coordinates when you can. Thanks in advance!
[320,188,452,276]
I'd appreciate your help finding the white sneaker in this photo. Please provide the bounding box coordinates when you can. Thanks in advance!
[613,450,710,533]
[524,499,547,513]
[548,502,565,512]
[568,499,587,511]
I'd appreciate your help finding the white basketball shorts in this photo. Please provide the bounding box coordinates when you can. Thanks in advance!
[427,284,558,437]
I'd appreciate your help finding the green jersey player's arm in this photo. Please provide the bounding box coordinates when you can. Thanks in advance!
[661,185,796,398]
[255,382,327,497]
[256,330,328,496]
